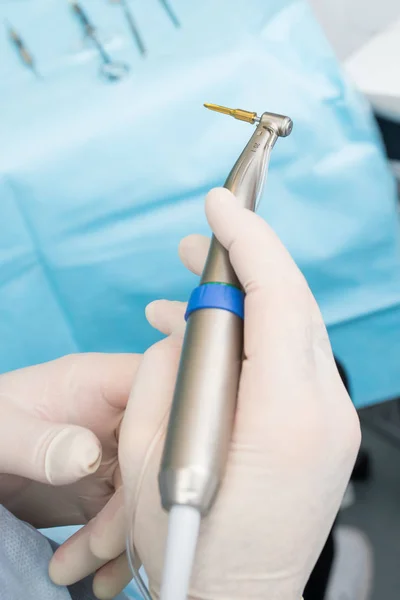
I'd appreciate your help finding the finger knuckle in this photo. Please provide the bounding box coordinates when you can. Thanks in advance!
[89,529,114,561]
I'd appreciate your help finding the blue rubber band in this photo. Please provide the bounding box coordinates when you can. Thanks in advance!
[185,283,245,321]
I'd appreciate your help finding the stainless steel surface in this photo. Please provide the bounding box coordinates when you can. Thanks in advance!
[159,308,243,512]
[202,116,280,285]
[159,108,293,515]
[260,111,293,137]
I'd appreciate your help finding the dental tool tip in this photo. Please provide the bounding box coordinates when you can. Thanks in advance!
[204,103,259,124]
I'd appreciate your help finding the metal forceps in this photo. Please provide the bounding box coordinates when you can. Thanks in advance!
[71,1,130,81]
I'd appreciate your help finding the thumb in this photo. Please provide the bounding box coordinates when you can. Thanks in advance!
[0,403,102,485]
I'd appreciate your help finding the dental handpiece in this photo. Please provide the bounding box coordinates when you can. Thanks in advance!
[157,104,292,600]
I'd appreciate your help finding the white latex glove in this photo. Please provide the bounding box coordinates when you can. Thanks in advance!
[0,353,140,596]
[52,187,361,600]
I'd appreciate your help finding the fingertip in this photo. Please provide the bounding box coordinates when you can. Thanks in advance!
[45,427,102,486]
[145,300,186,337]
[178,233,209,254]
[92,580,115,600]
[179,188,242,278]
[48,561,59,586]
[205,186,237,209]
[49,520,112,590]
[145,301,158,328]
[92,576,115,600]
[145,299,174,330]
[178,234,210,276]
[204,187,244,249]
[145,299,174,332]
[205,187,239,218]
[178,233,201,253]
[93,553,131,600]
[48,551,70,587]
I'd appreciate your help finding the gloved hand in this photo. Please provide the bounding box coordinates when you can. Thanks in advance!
[51,187,361,600]
[0,353,140,593]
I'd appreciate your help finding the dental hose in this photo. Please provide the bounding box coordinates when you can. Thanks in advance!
[126,521,151,600]
[126,104,293,600]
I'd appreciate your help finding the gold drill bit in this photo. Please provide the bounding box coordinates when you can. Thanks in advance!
[204,103,259,124]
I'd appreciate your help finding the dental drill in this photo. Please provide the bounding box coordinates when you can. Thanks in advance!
[127,104,293,600]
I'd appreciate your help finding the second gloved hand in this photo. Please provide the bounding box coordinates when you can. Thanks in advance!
[0,353,140,598]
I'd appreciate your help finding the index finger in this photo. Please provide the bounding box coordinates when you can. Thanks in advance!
[205,187,306,297]
[205,188,325,359]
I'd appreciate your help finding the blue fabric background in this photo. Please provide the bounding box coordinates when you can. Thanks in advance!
[1,1,400,405]
[3,1,400,598]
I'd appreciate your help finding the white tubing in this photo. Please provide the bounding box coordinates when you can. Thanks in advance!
[159,505,202,600]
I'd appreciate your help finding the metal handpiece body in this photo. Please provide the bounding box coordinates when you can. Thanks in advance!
[159,108,292,516]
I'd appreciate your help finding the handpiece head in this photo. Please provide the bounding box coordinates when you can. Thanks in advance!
[259,111,293,137]
[204,103,293,137]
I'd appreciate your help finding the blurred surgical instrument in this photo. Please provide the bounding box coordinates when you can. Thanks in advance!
[5,21,40,78]
[70,1,130,81]
[70,0,94,38]
[159,0,180,28]
[115,0,146,56]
